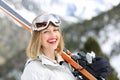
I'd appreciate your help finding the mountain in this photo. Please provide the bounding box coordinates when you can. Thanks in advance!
[63,3,120,55]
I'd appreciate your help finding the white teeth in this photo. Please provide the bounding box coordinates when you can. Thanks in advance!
[48,40,56,42]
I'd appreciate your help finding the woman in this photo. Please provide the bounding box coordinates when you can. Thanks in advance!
[21,13,77,80]
[21,13,110,80]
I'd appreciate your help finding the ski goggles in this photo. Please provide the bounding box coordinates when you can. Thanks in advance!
[31,13,61,31]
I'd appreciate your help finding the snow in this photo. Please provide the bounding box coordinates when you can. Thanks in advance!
[99,24,120,55]
[110,55,120,79]
[33,0,120,20]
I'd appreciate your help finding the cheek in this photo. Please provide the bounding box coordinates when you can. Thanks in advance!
[41,34,48,45]
[57,33,61,42]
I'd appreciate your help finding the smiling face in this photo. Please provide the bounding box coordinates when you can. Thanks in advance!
[27,14,64,59]
[41,23,60,51]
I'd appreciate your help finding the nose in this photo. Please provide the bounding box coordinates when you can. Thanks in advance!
[49,30,56,36]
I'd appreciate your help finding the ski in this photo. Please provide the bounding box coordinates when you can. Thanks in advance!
[0,0,97,80]
[0,0,31,31]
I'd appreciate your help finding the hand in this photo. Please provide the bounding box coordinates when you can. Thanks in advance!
[86,56,111,79]
[71,52,111,79]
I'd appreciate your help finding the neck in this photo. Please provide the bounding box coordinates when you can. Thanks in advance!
[42,48,56,60]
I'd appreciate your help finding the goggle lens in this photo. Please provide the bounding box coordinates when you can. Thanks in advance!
[35,22,47,28]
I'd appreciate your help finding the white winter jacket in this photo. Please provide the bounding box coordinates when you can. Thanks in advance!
[21,54,76,80]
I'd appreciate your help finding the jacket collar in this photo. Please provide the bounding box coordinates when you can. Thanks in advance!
[38,53,64,66]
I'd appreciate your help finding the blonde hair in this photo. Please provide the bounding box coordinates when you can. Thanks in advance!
[26,29,64,59]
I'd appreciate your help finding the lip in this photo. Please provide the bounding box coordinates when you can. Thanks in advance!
[47,38,58,44]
